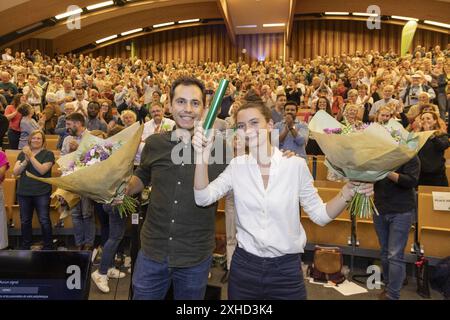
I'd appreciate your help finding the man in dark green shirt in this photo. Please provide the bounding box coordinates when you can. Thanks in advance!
[127,76,227,300]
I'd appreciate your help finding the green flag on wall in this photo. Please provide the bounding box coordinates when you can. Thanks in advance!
[400,20,418,57]
[131,40,136,58]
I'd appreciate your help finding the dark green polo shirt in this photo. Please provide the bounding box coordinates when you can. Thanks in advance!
[134,131,228,267]
[17,150,55,196]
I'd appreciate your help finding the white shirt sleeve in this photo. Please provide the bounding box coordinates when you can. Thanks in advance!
[298,162,332,226]
[194,163,233,207]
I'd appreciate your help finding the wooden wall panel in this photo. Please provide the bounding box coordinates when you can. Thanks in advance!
[288,20,449,60]
[90,21,449,62]
[8,38,54,56]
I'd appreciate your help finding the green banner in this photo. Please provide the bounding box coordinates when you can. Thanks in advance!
[131,40,136,58]
[400,20,418,57]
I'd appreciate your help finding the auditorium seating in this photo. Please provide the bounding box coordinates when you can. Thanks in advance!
[417,185,450,258]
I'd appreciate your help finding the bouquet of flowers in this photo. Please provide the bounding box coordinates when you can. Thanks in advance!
[27,122,144,218]
[309,111,433,218]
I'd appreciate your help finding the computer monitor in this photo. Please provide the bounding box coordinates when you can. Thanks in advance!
[0,250,92,300]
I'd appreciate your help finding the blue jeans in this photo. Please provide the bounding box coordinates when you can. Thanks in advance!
[132,250,212,300]
[98,205,126,275]
[18,193,52,250]
[71,197,95,247]
[94,202,110,247]
[373,211,412,300]
[228,246,307,300]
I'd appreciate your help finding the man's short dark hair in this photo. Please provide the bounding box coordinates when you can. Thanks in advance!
[88,101,100,110]
[276,94,286,101]
[284,100,298,110]
[170,76,206,106]
[66,112,85,125]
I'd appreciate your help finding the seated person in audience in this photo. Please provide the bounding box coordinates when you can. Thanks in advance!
[13,130,55,250]
[415,111,450,186]
[0,150,9,250]
[86,101,107,133]
[193,100,373,299]
[18,103,44,150]
[41,93,62,134]
[373,155,420,300]
[274,101,308,159]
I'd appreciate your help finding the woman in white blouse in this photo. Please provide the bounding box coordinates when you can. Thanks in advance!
[192,101,373,300]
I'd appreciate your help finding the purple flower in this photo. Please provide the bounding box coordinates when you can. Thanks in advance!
[323,128,342,134]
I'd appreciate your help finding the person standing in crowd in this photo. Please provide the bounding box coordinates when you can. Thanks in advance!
[274,101,309,159]
[373,150,420,300]
[5,94,25,149]
[401,73,437,116]
[61,113,96,251]
[41,93,62,134]
[415,111,450,186]
[271,94,286,124]
[0,150,9,250]
[125,76,228,300]
[18,103,44,150]
[193,100,373,299]
[91,128,128,293]
[56,80,76,112]
[22,75,42,115]
[369,85,400,122]
[54,103,75,150]
[13,130,55,250]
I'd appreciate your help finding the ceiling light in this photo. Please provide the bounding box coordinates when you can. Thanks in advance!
[324,12,349,15]
[353,12,378,17]
[95,34,118,44]
[86,1,114,11]
[424,20,450,28]
[153,22,175,28]
[55,8,83,20]
[236,25,257,28]
[391,15,419,21]
[120,28,143,36]
[262,23,285,27]
[178,19,200,24]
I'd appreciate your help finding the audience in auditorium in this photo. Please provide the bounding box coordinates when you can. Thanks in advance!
[0,44,448,300]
